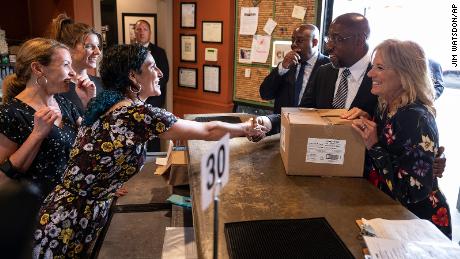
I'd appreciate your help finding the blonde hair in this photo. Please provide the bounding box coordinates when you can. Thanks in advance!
[373,39,435,115]
[2,38,68,103]
[49,13,100,49]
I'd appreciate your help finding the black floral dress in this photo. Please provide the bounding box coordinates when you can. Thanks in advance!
[0,96,81,198]
[367,102,452,238]
[32,103,177,259]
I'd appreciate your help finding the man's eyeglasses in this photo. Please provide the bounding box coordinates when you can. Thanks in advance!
[324,35,355,44]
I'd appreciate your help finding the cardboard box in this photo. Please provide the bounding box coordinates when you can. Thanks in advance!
[155,141,189,186]
[280,108,365,177]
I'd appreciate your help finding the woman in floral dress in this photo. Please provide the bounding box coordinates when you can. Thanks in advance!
[0,38,95,199]
[32,44,264,258]
[351,39,451,238]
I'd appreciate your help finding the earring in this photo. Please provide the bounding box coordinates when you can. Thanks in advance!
[35,75,48,86]
[129,83,142,94]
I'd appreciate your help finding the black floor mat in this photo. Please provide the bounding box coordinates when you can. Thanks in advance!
[193,116,242,123]
[224,217,355,259]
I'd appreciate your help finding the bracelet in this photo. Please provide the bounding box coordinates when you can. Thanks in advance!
[0,158,20,179]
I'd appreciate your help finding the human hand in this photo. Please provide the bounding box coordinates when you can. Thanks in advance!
[32,106,61,139]
[281,50,301,69]
[352,117,378,149]
[244,117,269,142]
[247,117,271,142]
[433,146,446,178]
[341,107,370,120]
[75,75,97,104]
[115,186,128,197]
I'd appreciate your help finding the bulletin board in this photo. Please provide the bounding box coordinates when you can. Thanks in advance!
[233,0,318,107]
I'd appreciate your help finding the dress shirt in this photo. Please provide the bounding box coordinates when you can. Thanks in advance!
[334,54,370,109]
[278,52,319,105]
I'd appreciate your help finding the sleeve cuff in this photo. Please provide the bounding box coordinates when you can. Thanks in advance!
[277,63,289,76]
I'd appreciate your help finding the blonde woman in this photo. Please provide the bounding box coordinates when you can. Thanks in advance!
[352,39,451,238]
[50,13,102,113]
[50,13,128,197]
[0,38,94,198]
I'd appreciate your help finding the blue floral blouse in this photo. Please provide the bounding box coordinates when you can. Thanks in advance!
[367,101,451,238]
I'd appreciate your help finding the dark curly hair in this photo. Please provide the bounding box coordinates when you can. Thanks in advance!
[82,44,149,126]
[99,44,149,93]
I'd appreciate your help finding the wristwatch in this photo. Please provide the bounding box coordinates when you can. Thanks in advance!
[0,158,19,179]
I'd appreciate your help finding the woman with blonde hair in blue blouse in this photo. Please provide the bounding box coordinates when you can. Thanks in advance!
[352,39,451,238]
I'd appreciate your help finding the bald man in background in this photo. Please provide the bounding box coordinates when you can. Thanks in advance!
[259,24,330,115]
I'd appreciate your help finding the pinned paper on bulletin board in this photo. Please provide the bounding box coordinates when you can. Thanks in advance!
[244,68,251,78]
[239,47,252,64]
[263,18,277,35]
[292,5,307,20]
[239,7,259,35]
[250,35,271,63]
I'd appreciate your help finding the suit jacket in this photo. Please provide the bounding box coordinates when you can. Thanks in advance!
[267,63,377,135]
[145,43,169,108]
[428,59,444,99]
[259,53,330,114]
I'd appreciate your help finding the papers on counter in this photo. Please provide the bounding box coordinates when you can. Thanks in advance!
[359,218,460,259]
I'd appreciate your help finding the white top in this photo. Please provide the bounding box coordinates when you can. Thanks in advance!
[334,54,370,109]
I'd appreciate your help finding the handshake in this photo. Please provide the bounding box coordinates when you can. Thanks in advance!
[245,116,272,142]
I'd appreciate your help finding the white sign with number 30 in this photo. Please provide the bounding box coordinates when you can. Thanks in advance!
[200,133,230,211]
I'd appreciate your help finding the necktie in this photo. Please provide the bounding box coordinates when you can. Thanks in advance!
[332,68,351,109]
[294,62,307,106]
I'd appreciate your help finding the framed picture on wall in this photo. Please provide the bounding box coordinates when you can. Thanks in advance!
[203,65,220,93]
[271,40,292,67]
[122,13,157,45]
[202,21,223,43]
[178,67,198,89]
[180,34,197,62]
[180,2,196,28]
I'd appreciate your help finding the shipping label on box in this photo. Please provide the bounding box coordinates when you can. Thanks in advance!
[280,108,365,177]
[306,138,346,164]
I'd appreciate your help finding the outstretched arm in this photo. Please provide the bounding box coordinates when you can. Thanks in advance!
[159,118,265,141]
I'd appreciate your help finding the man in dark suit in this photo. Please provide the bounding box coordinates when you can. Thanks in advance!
[301,13,376,113]
[252,13,446,179]
[134,19,169,108]
[259,24,330,114]
[257,13,376,135]
[134,19,169,152]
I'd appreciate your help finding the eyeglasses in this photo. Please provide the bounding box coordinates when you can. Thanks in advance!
[324,34,355,44]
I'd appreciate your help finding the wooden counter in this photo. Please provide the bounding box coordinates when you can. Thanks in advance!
[186,115,417,259]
